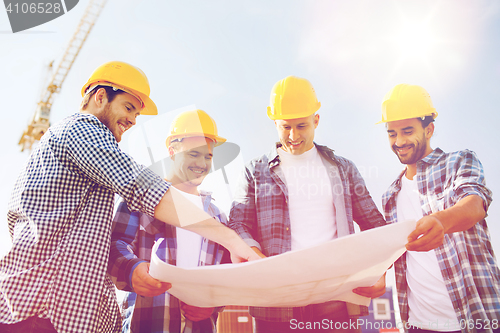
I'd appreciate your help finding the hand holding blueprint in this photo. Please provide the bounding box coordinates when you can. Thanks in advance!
[149,220,415,307]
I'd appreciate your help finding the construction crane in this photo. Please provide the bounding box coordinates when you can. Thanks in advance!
[18,0,108,152]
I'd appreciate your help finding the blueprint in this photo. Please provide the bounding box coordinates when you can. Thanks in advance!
[149,220,416,307]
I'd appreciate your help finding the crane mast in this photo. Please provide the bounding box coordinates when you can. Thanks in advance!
[19,0,108,151]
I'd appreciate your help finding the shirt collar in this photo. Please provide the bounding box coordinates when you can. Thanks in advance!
[198,190,214,202]
[267,142,335,168]
[267,142,281,168]
[419,147,444,165]
[388,147,445,196]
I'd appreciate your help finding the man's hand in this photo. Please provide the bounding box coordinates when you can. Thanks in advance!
[131,262,171,297]
[228,237,263,263]
[406,216,444,252]
[251,246,267,258]
[181,302,214,322]
[406,195,486,252]
[352,273,386,298]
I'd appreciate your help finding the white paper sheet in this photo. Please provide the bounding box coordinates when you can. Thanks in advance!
[149,220,416,308]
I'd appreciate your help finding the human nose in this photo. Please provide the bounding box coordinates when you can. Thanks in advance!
[289,128,300,141]
[194,156,208,169]
[127,115,136,126]
[124,110,138,126]
[395,135,407,147]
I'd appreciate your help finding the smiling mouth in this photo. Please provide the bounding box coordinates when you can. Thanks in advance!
[289,141,302,147]
[395,145,413,155]
[118,122,128,133]
[190,168,206,176]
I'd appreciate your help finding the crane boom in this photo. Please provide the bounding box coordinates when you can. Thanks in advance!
[19,0,108,151]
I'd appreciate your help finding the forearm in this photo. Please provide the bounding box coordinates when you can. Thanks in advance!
[154,187,243,252]
[108,202,143,290]
[228,220,260,249]
[407,195,487,252]
[433,194,486,234]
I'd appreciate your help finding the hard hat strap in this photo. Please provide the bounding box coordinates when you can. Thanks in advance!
[421,113,436,120]
[170,136,216,144]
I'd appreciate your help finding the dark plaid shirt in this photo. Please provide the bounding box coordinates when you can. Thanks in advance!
[382,148,499,333]
[229,143,386,321]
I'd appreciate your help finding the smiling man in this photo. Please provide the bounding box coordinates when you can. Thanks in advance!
[229,76,387,333]
[0,63,257,333]
[108,110,229,333]
[379,84,500,333]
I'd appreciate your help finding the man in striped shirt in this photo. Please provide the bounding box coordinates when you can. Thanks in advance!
[379,84,500,333]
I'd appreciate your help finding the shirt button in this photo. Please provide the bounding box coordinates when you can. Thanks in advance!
[286,228,289,231]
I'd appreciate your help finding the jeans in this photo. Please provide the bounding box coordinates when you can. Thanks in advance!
[254,301,361,333]
[0,316,57,333]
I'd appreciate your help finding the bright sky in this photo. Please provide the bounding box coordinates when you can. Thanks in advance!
[1,0,499,300]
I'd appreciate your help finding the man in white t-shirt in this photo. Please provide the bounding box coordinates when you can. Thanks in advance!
[229,76,388,332]
[378,84,499,333]
[108,109,229,333]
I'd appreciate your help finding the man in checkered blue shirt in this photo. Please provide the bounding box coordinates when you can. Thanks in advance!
[108,110,229,333]
[0,62,258,333]
[379,84,500,333]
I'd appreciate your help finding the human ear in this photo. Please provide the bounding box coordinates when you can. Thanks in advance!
[93,88,108,107]
[168,146,175,159]
[425,122,435,139]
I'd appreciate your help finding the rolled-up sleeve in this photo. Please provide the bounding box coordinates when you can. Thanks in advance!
[64,115,169,217]
[108,201,147,291]
[452,150,492,212]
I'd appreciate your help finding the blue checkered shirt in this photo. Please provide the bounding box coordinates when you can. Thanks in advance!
[108,191,226,333]
[381,148,500,333]
[228,143,386,322]
[1,113,169,333]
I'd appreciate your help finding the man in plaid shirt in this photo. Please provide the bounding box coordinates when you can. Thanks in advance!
[379,84,500,333]
[229,76,387,333]
[108,110,229,333]
[0,63,257,333]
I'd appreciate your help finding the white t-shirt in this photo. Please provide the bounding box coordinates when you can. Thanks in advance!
[175,191,204,268]
[278,146,336,251]
[397,175,459,331]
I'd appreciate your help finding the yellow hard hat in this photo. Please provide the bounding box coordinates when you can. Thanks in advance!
[166,110,226,147]
[267,76,321,120]
[377,84,438,124]
[81,61,157,115]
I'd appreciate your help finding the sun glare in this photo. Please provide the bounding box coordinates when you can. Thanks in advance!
[396,21,437,61]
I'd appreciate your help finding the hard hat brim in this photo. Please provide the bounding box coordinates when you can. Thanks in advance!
[375,111,438,124]
[166,134,226,147]
[136,91,157,115]
[267,104,320,120]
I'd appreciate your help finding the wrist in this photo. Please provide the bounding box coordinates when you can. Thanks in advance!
[128,259,147,287]
[224,229,241,252]
[430,213,448,233]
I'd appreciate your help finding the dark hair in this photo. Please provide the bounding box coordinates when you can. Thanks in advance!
[419,115,435,128]
[80,85,125,110]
